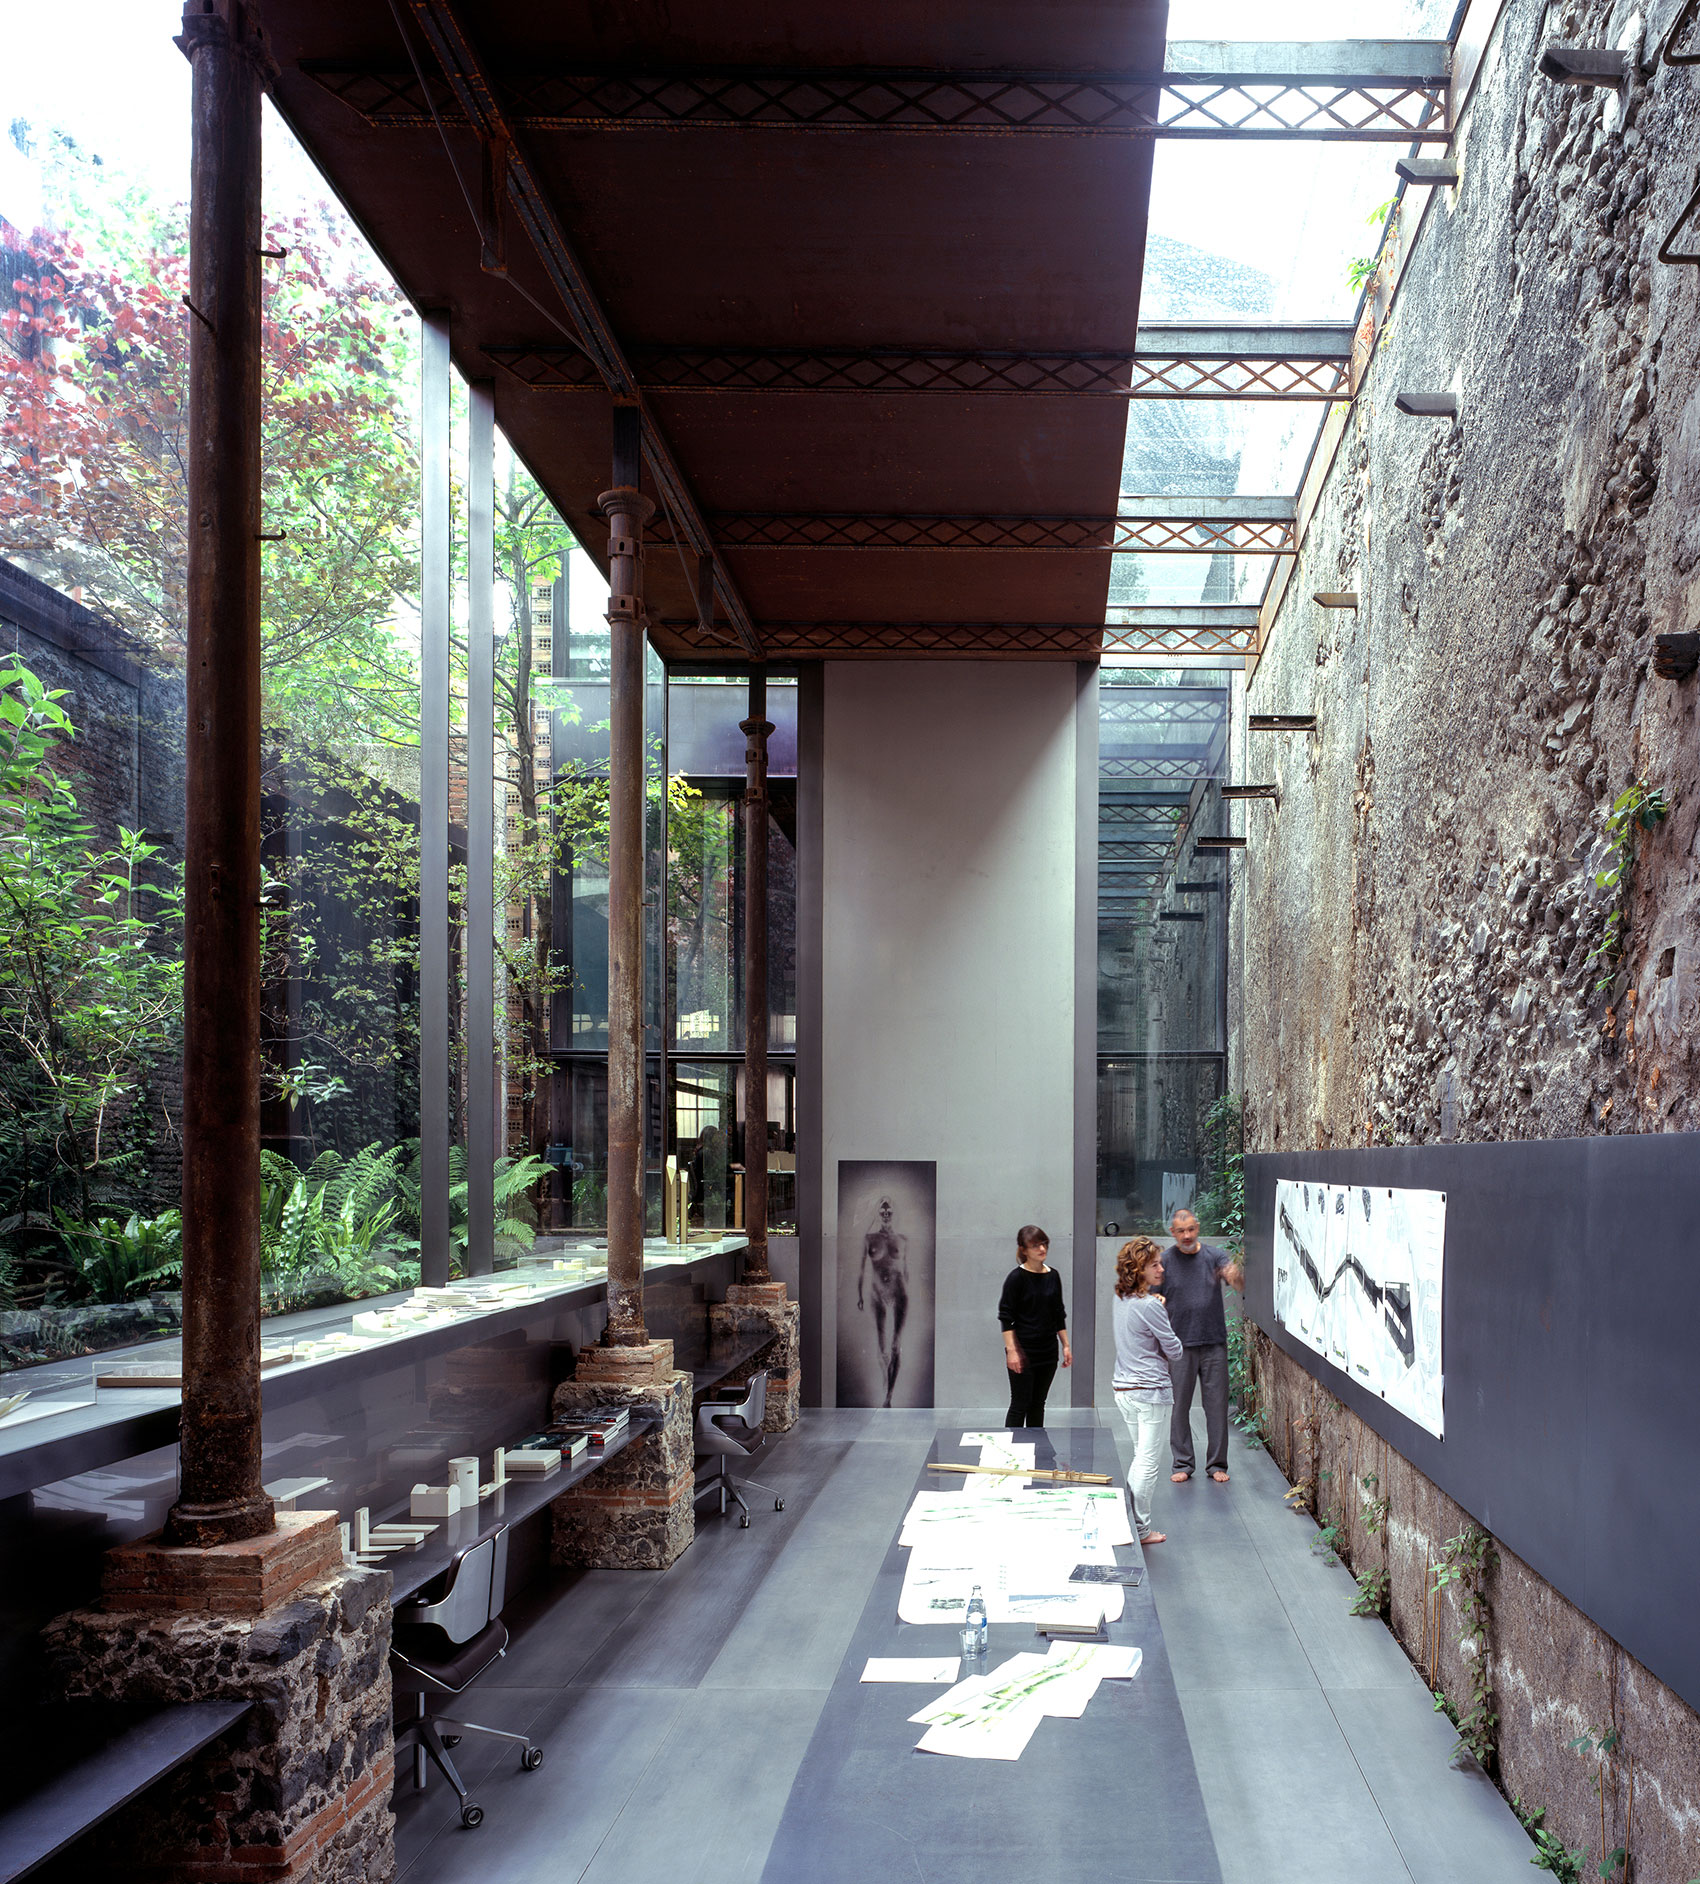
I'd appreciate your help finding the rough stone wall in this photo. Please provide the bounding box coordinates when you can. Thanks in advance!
[42,1564,395,1884]
[550,1372,695,1569]
[1241,0,1700,1151]
[1233,0,1700,1869]
[1250,1334,1700,1882]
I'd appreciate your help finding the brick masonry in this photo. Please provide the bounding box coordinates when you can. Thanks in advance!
[43,1563,396,1884]
[102,1510,344,1618]
[711,1286,801,1432]
[549,1372,695,1571]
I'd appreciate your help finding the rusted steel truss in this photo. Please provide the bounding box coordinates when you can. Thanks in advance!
[399,0,760,656]
[661,512,1295,553]
[484,342,1348,400]
[674,611,1261,658]
[309,58,1449,142]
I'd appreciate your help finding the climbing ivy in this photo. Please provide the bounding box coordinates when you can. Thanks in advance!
[1432,1523,1498,1769]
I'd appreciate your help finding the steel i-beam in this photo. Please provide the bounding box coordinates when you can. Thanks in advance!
[311,42,1451,140]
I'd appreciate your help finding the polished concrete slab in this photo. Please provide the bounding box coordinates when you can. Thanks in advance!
[395,1404,1541,1884]
[1128,1407,1539,1884]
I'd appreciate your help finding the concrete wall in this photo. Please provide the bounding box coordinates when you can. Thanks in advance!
[814,662,1078,1408]
[1228,0,1700,1868]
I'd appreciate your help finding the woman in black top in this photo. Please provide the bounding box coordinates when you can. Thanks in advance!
[997,1223,1071,1427]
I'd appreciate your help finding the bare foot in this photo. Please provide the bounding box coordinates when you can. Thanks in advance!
[1140,1531,1167,1544]
[1209,1469,1230,1483]
[1170,1470,1192,1483]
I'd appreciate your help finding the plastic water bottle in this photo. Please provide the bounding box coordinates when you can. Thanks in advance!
[1082,1499,1100,1552]
[965,1585,988,1656]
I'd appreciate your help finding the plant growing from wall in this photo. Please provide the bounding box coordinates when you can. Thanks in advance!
[1566,1724,1633,1884]
[1351,1566,1391,1617]
[1359,1470,1390,1536]
[1194,1091,1244,1252]
[1586,779,1670,991]
[1347,197,1399,293]
[1514,1801,1587,1883]
[1432,1522,1498,1769]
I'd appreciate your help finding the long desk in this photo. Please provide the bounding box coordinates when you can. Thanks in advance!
[761,1427,1222,1884]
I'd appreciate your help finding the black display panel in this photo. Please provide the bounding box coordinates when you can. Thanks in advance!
[1244,1135,1700,1715]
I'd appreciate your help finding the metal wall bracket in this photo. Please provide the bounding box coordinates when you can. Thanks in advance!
[1395,155,1459,184]
[1395,390,1458,417]
[1663,0,1700,64]
[1652,632,1700,678]
[1537,45,1630,86]
[1658,164,1700,266]
[1314,590,1359,607]
[1195,835,1249,849]
[1220,783,1281,801]
[1159,910,1207,922]
[1249,714,1317,732]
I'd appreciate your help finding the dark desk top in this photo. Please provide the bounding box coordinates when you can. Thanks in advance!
[0,1699,251,1881]
[375,1413,661,1605]
[761,1427,1222,1884]
[689,1329,779,1397]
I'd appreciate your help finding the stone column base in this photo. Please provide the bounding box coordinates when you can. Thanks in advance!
[550,1371,694,1570]
[44,1533,394,1884]
[572,1337,675,1387]
[709,1292,801,1432]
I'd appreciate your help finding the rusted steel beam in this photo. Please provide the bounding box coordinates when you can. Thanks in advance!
[166,0,277,1550]
[600,406,651,1345]
[657,512,1296,553]
[657,613,1260,659]
[483,341,1347,399]
[307,56,1450,141]
[740,676,772,1282]
[399,0,760,659]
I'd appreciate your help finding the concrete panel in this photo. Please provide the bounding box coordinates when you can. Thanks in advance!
[818,662,1078,1407]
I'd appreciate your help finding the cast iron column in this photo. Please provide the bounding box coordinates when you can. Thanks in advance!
[600,407,652,1343]
[740,676,774,1281]
[465,381,495,1275]
[166,0,276,1548]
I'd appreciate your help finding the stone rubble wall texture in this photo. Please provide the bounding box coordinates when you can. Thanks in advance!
[1250,1337,1700,1883]
[550,1372,695,1569]
[42,1565,395,1884]
[709,1291,802,1431]
[1235,0,1700,1871]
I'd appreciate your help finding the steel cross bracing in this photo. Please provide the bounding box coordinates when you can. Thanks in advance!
[484,325,1353,399]
[400,0,759,657]
[663,620,1253,658]
[308,43,1450,141]
[661,509,1295,553]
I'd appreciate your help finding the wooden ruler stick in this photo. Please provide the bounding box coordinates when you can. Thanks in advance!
[929,1462,1113,1486]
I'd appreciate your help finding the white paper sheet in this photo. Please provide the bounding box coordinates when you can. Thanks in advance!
[860,1657,961,1683]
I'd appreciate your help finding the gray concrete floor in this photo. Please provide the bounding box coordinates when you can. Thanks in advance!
[392,1405,1538,1884]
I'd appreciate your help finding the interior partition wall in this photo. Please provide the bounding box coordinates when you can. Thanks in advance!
[807,661,1079,1409]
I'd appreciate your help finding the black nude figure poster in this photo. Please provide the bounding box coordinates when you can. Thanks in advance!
[836,1161,936,1408]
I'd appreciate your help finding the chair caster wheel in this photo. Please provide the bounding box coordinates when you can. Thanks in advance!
[461,1804,484,1829]
[774,1498,785,1511]
[521,1746,544,1772]
[739,1514,751,1528]
[441,1735,462,1749]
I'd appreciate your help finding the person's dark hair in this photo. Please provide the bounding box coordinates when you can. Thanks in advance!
[1114,1236,1163,1299]
[1016,1223,1049,1255]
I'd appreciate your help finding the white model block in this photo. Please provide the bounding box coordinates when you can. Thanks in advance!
[410,1482,462,1518]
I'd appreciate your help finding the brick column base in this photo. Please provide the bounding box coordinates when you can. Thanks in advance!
[709,1288,801,1432]
[550,1372,694,1570]
[43,1517,394,1884]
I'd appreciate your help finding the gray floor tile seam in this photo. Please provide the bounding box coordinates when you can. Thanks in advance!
[1227,1470,1431,1881]
[547,1689,697,1884]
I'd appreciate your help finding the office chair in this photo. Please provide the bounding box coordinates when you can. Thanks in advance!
[391,1524,543,1828]
[694,1370,784,1528]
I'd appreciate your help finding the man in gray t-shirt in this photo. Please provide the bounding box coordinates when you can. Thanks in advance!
[1163,1208,1244,1483]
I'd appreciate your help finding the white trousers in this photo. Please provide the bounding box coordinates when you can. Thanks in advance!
[1115,1389,1173,1539]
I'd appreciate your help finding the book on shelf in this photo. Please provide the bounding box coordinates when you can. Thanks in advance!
[546,1405,629,1445]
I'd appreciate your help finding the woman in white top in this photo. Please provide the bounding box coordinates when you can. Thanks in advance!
[1111,1235,1183,1544]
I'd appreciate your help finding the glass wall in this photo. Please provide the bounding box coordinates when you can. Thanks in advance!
[1096,673,1231,1236]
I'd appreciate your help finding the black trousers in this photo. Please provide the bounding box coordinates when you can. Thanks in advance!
[1169,1342,1230,1475]
[1005,1344,1060,1427]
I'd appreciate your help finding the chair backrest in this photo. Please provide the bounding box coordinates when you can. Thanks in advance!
[741,1370,768,1428]
[407,1525,509,1644]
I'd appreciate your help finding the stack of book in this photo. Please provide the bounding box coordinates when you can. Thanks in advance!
[549,1404,631,1449]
